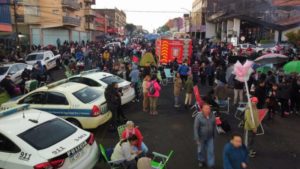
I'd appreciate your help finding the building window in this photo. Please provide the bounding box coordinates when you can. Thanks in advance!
[25,6,40,16]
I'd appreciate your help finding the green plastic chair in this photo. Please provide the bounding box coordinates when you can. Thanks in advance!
[151,150,174,169]
[0,90,10,105]
[99,144,125,169]
[117,125,126,140]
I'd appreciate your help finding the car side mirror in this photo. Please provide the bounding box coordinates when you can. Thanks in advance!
[45,57,50,61]
[9,71,16,75]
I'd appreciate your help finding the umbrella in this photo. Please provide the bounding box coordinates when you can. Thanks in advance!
[283,61,300,74]
[256,65,272,74]
[254,53,288,64]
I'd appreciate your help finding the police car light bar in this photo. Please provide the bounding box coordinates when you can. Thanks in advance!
[80,69,100,76]
[46,79,69,89]
[0,104,29,118]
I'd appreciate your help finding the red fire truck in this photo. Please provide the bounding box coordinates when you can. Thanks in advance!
[156,37,193,65]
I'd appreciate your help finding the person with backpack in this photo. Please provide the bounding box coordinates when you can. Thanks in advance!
[147,75,161,115]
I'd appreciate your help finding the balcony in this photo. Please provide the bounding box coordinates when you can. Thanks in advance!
[62,0,80,10]
[85,23,95,30]
[16,15,25,23]
[63,16,80,27]
[84,9,96,16]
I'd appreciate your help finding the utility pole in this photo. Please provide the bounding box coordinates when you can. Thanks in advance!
[13,0,20,49]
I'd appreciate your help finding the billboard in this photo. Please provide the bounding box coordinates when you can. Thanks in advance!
[0,0,12,32]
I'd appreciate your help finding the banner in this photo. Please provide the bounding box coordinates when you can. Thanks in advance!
[0,0,12,32]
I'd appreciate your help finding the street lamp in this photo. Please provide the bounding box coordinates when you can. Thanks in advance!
[181,8,192,38]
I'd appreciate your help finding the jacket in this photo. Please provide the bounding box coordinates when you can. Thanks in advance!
[121,128,144,149]
[111,141,137,162]
[244,104,260,131]
[147,80,161,97]
[105,88,121,110]
[185,77,194,94]
[174,77,183,96]
[194,112,216,141]
[223,143,248,169]
[178,64,189,76]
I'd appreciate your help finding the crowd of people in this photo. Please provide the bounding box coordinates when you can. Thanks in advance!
[0,36,299,169]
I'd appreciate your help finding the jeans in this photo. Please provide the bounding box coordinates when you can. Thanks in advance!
[185,93,192,105]
[192,73,199,85]
[143,93,149,111]
[244,130,256,151]
[174,96,180,105]
[234,89,244,104]
[132,82,139,100]
[132,142,149,155]
[197,138,215,167]
[149,97,158,113]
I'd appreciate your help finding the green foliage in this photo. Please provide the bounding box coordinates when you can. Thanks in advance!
[125,23,137,35]
[285,30,300,47]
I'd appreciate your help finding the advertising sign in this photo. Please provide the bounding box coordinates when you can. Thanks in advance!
[0,0,12,32]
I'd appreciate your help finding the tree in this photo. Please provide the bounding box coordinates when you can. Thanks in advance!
[125,23,136,35]
[285,30,300,48]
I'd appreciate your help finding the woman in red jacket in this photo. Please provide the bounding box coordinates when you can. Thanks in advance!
[121,121,149,155]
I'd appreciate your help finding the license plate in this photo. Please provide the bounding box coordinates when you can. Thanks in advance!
[67,142,87,163]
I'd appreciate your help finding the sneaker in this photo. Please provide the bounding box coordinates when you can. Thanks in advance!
[174,104,180,108]
[249,152,256,158]
[198,162,204,167]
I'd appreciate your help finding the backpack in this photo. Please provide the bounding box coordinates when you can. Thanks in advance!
[149,82,156,95]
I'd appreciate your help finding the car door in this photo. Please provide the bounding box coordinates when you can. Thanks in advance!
[42,92,71,118]
[0,133,22,169]
[18,92,47,109]
[8,65,21,84]
[45,52,56,70]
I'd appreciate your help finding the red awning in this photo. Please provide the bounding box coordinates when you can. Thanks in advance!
[0,24,12,32]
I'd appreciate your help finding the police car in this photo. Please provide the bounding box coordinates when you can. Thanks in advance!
[1,80,112,129]
[68,70,135,105]
[0,105,99,169]
[0,63,32,83]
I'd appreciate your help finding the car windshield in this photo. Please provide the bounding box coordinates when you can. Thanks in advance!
[26,54,44,61]
[18,118,77,150]
[101,76,125,85]
[73,87,101,103]
[0,67,9,75]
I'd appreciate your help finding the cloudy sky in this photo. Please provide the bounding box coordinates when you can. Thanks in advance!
[93,0,193,32]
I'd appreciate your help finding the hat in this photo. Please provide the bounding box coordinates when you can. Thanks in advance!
[250,97,258,103]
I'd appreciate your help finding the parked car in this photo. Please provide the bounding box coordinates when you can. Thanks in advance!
[68,70,135,105]
[0,63,32,84]
[25,50,60,70]
[0,104,99,169]
[1,80,112,129]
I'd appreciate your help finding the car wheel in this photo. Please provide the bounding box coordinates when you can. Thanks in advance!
[66,118,82,128]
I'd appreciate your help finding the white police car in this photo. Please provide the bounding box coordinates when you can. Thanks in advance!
[0,63,32,83]
[0,105,99,169]
[1,80,112,129]
[68,70,135,105]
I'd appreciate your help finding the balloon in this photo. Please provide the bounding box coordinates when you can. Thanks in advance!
[233,60,254,82]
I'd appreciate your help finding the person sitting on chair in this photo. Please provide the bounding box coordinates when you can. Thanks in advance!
[122,121,149,156]
[111,135,141,169]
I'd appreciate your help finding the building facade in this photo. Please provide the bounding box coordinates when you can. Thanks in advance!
[94,8,126,35]
[1,0,96,47]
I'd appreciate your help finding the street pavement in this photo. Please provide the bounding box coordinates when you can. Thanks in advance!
[50,69,300,169]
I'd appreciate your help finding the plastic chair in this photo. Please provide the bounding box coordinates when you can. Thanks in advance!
[0,90,10,105]
[99,144,125,169]
[217,98,231,115]
[151,150,174,169]
[234,102,248,120]
[157,71,167,86]
[164,68,173,84]
[24,80,38,93]
[256,109,268,136]
[117,125,126,140]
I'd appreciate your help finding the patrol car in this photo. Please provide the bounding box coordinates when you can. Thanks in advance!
[1,80,112,129]
[68,70,135,105]
[25,51,60,70]
[0,105,99,169]
[0,63,32,83]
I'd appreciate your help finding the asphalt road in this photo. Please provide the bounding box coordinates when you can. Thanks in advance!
[50,68,300,169]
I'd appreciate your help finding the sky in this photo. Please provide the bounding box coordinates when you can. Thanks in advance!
[92,0,193,32]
